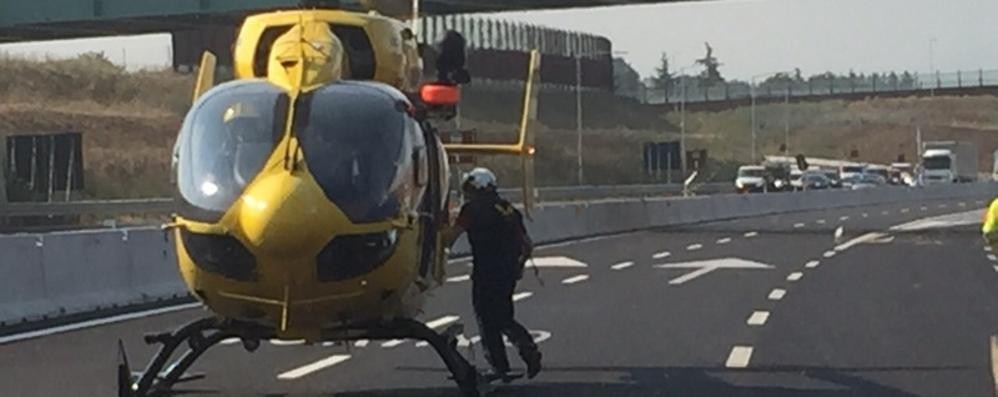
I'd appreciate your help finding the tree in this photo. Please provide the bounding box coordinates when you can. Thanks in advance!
[649,52,674,99]
[900,71,916,89]
[695,42,724,87]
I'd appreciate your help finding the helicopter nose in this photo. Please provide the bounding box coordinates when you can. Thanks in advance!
[235,171,332,257]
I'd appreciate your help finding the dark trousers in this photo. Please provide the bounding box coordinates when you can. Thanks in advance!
[472,278,537,373]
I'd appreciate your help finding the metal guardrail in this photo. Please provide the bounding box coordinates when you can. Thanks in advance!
[0,184,733,218]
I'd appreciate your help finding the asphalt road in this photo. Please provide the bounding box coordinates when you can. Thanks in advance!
[1,197,996,397]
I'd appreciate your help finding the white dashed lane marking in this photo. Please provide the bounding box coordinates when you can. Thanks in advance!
[839,216,849,221]
[823,251,836,258]
[446,274,470,283]
[277,355,351,380]
[921,206,928,211]
[512,292,534,302]
[816,219,826,225]
[805,260,820,269]
[687,244,703,251]
[939,204,948,209]
[354,340,369,347]
[747,311,770,326]
[611,261,635,270]
[725,346,754,368]
[993,265,998,273]
[862,213,869,218]
[382,315,460,348]
[988,254,997,262]
[717,237,732,244]
[882,211,890,215]
[787,272,804,282]
[768,289,786,301]
[986,246,994,252]
[652,251,671,259]
[793,223,805,228]
[744,231,759,238]
[562,274,590,285]
[901,208,910,213]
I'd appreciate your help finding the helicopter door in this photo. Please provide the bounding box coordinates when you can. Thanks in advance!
[416,122,443,284]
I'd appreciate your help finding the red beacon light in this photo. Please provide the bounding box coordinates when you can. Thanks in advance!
[420,83,461,106]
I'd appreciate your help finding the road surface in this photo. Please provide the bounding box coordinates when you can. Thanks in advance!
[1,197,996,397]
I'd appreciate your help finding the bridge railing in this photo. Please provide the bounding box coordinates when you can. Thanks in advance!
[648,68,998,105]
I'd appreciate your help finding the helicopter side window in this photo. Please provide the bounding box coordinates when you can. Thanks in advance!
[296,81,408,223]
[329,24,377,80]
[176,80,288,221]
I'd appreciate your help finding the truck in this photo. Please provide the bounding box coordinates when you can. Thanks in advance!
[920,141,978,184]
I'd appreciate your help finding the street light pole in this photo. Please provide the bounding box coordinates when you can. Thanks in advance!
[784,87,790,154]
[750,78,757,162]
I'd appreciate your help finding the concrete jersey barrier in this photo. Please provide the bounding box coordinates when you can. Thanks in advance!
[1,183,996,327]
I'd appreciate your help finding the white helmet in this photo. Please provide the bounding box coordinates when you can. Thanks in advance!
[462,167,497,191]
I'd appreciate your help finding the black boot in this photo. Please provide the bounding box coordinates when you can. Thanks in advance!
[521,348,542,379]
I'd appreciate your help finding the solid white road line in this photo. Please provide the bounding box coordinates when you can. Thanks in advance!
[446,274,471,283]
[747,311,770,326]
[787,272,804,281]
[744,231,759,238]
[805,260,820,269]
[0,302,202,346]
[793,223,806,228]
[652,251,672,259]
[990,335,998,396]
[512,292,534,302]
[561,274,590,285]
[611,261,635,270]
[278,355,352,380]
[717,238,732,244]
[725,346,754,368]
[823,251,836,258]
[686,244,703,251]
[768,289,787,301]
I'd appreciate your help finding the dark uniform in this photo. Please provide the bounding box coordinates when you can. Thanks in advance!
[456,191,540,376]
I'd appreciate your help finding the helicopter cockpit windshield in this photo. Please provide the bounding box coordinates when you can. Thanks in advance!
[176,80,289,219]
[295,81,411,223]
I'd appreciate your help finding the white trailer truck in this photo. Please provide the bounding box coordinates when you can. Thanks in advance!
[920,141,978,184]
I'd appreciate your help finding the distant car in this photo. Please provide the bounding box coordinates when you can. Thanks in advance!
[800,173,832,190]
[840,165,866,181]
[789,170,804,190]
[843,173,885,190]
[821,169,843,188]
[735,165,767,193]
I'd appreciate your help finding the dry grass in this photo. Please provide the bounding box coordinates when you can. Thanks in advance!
[3,54,997,199]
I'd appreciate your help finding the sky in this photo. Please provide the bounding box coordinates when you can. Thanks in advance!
[1,0,996,80]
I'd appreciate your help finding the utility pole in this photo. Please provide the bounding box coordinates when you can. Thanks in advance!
[575,52,584,185]
[784,87,790,154]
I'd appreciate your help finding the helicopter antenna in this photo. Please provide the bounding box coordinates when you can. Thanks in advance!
[411,0,421,37]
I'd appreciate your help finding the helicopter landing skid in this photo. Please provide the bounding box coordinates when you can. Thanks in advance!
[116,316,269,397]
[116,317,483,397]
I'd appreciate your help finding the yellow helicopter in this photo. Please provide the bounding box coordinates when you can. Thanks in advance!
[117,6,540,397]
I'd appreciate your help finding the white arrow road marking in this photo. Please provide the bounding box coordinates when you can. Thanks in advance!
[768,289,786,300]
[652,251,672,259]
[890,209,981,231]
[562,274,590,285]
[420,330,552,348]
[382,315,460,348]
[654,257,774,285]
[611,261,635,270]
[725,346,753,368]
[527,256,588,268]
[835,232,890,251]
[278,354,351,380]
